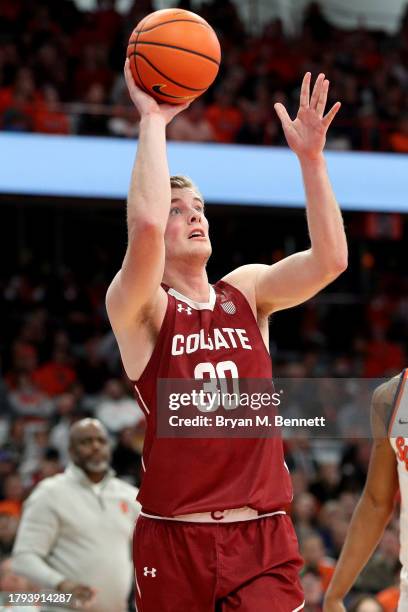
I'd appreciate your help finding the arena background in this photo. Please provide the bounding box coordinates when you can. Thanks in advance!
[1,0,408,610]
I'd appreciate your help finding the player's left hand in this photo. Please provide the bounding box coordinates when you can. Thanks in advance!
[274,72,341,161]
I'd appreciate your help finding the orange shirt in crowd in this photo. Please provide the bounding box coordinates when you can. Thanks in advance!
[205,104,243,143]
[363,339,405,377]
[34,105,70,134]
[376,585,400,612]
[318,562,336,592]
[390,132,408,153]
[32,363,77,396]
[0,500,22,518]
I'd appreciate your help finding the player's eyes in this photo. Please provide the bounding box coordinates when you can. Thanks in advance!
[170,207,181,215]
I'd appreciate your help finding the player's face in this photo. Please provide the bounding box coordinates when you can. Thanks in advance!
[165,188,211,264]
[69,423,111,475]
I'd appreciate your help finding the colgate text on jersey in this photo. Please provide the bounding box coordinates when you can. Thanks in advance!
[171,327,252,356]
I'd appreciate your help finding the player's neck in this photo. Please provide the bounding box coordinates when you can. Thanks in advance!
[163,266,210,303]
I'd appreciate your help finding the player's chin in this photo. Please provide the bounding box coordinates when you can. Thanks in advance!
[188,240,211,256]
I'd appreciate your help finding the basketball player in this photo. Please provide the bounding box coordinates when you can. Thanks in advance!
[106,60,347,611]
[324,371,407,612]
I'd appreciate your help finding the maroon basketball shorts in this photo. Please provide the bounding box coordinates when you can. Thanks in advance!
[133,512,304,611]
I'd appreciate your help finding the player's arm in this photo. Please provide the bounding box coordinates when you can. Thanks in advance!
[224,74,347,316]
[323,375,401,612]
[106,60,190,329]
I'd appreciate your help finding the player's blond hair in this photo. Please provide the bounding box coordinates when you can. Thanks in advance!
[170,175,203,203]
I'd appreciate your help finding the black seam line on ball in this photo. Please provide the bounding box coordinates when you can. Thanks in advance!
[132,13,153,95]
[127,41,220,66]
[128,51,207,91]
[132,18,211,35]
[152,85,196,99]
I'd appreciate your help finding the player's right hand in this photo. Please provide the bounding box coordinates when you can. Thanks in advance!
[323,595,347,612]
[124,58,191,125]
[57,579,96,609]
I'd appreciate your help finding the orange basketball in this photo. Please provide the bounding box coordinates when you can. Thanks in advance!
[127,9,221,104]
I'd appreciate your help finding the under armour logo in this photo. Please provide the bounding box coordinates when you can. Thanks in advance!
[177,304,192,315]
[143,567,157,577]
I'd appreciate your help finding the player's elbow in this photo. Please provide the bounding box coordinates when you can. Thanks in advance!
[323,251,348,279]
[364,488,395,520]
[128,215,165,242]
[331,252,348,275]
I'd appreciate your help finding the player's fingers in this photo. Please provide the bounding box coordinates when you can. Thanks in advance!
[322,101,341,128]
[300,72,311,108]
[274,102,292,127]
[316,79,329,118]
[124,58,136,89]
[310,73,325,110]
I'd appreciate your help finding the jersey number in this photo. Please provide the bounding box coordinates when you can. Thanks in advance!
[193,361,239,412]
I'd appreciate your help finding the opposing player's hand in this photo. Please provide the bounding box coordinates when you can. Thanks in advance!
[124,58,191,125]
[274,72,341,161]
[323,595,347,612]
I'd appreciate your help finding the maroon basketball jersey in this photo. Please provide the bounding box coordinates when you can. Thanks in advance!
[134,280,293,516]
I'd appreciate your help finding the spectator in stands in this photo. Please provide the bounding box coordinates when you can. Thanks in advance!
[375,564,400,612]
[32,344,77,397]
[74,44,114,99]
[293,492,319,541]
[205,85,243,143]
[8,374,53,419]
[0,512,19,559]
[310,460,342,504]
[301,533,336,593]
[77,82,109,136]
[389,115,408,153]
[112,426,143,487]
[76,336,111,395]
[348,595,384,612]
[5,343,38,391]
[49,393,83,465]
[12,418,140,612]
[236,102,268,145]
[0,474,24,518]
[167,99,215,142]
[302,567,324,611]
[30,448,62,488]
[33,85,70,135]
[95,378,144,435]
[0,0,406,152]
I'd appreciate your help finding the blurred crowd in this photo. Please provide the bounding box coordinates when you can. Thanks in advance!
[0,0,408,152]
[1,0,408,607]
[0,249,407,608]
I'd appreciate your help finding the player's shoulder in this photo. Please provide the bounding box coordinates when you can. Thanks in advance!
[371,370,406,436]
[372,372,404,407]
[221,264,268,288]
[221,264,267,302]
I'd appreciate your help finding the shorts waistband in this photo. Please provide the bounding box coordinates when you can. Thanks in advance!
[140,506,287,523]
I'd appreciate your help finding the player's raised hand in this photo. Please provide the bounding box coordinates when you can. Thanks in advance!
[274,72,341,160]
[124,58,191,125]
